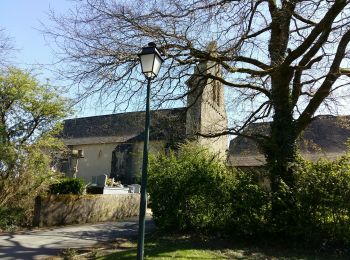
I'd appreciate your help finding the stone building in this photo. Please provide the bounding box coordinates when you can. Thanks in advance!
[186,51,227,156]
[60,58,228,184]
[228,116,350,167]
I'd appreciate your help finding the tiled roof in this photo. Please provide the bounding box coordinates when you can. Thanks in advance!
[229,116,350,166]
[61,107,187,145]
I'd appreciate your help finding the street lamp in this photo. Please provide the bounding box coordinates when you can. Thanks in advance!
[137,42,164,260]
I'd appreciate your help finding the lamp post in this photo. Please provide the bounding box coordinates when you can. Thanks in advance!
[137,42,164,260]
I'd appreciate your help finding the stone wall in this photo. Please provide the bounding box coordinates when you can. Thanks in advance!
[33,194,140,227]
[186,42,228,157]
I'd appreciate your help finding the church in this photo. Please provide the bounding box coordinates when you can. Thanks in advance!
[60,55,350,183]
[60,59,228,184]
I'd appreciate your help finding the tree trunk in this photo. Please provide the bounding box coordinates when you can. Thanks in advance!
[263,66,299,229]
[266,3,298,188]
[266,64,297,183]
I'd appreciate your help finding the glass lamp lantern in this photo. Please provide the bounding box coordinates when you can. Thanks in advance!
[138,42,164,79]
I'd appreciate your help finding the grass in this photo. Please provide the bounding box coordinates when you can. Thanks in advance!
[95,234,348,260]
[97,236,223,260]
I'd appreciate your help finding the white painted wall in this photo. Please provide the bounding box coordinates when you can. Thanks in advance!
[70,143,119,183]
[69,140,166,184]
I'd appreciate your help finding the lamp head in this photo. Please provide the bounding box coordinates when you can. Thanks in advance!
[138,42,164,79]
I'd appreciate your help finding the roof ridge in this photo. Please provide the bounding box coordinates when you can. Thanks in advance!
[65,107,186,121]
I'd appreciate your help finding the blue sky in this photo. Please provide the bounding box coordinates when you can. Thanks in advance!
[0,1,148,117]
[0,1,101,117]
[0,0,119,117]
[1,1,349,119]
[0,1,70,69]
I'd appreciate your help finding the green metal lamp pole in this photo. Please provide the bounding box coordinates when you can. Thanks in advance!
[137,77,151,260]
[137,42,163,260]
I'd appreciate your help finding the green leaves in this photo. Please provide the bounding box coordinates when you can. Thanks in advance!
[148,142,268,235]
[49,178,85,195]
[148,142,350,248]
[0,67,69,145]
[148,143,233,232]
[292,154,350,245]
[0,67,70,227]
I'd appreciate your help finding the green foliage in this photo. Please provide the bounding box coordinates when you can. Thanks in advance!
[0,68,69,228]
[291,154,350,246]
[148,142,350,250]
[0,68,68,146]
[0,207,26,231]
[86,186,104,194]
[50,178,85,195]
[229,170,270,236]
[148,142,269,235]
[148,143,234,232]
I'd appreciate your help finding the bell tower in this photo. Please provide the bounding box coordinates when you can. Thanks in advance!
[185,42,228,157]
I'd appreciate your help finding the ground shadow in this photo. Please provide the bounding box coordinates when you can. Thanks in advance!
[0,218,154,260]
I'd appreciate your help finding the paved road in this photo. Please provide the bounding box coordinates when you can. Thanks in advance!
[0,216,154,260]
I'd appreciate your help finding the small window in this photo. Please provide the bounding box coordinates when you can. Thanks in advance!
[212,81,220,106]
[213,84,217,103]
[216,84,220,106]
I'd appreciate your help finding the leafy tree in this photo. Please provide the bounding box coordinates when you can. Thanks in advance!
[0,68,69,216]
[45,0,350,215]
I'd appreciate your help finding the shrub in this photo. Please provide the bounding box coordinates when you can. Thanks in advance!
[148,142,270,235]
[148,143,236,233]
[292,154,350,247]
[86,186,104,194]
[229,170,270,236]
[0,207,26,231]
[149,141,350,250]
[149,143,270,235]
[50,178,85,195]
[0,142,63,229]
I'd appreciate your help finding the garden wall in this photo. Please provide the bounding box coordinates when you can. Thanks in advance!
[33,194,140,227]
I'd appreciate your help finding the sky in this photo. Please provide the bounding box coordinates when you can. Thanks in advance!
[0,1,95,117]
[0,1,70,69]
[1,1,349,120]
[0,1,81,111]
[0,1,156,118]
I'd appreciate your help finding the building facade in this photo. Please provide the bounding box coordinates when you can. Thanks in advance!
[60,58,228,184]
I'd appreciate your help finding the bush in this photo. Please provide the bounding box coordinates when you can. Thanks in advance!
[86,186,104,194]
[292,154,350,247]
[148,142,269,235]
[148,143,235,233]
[0,207,26,231]
[0,143,63,229]
[149,142,350,250]
[229,170,270,236]
[50,178,85,195]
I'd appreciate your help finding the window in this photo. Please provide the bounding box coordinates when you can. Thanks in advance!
[212,81,220,106]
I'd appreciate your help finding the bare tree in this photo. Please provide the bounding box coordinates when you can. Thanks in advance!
[0,28,14,67]
[45,0,350,197]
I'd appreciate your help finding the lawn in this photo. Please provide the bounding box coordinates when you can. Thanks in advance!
[95,234,346,260]
[97,236,223,260]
